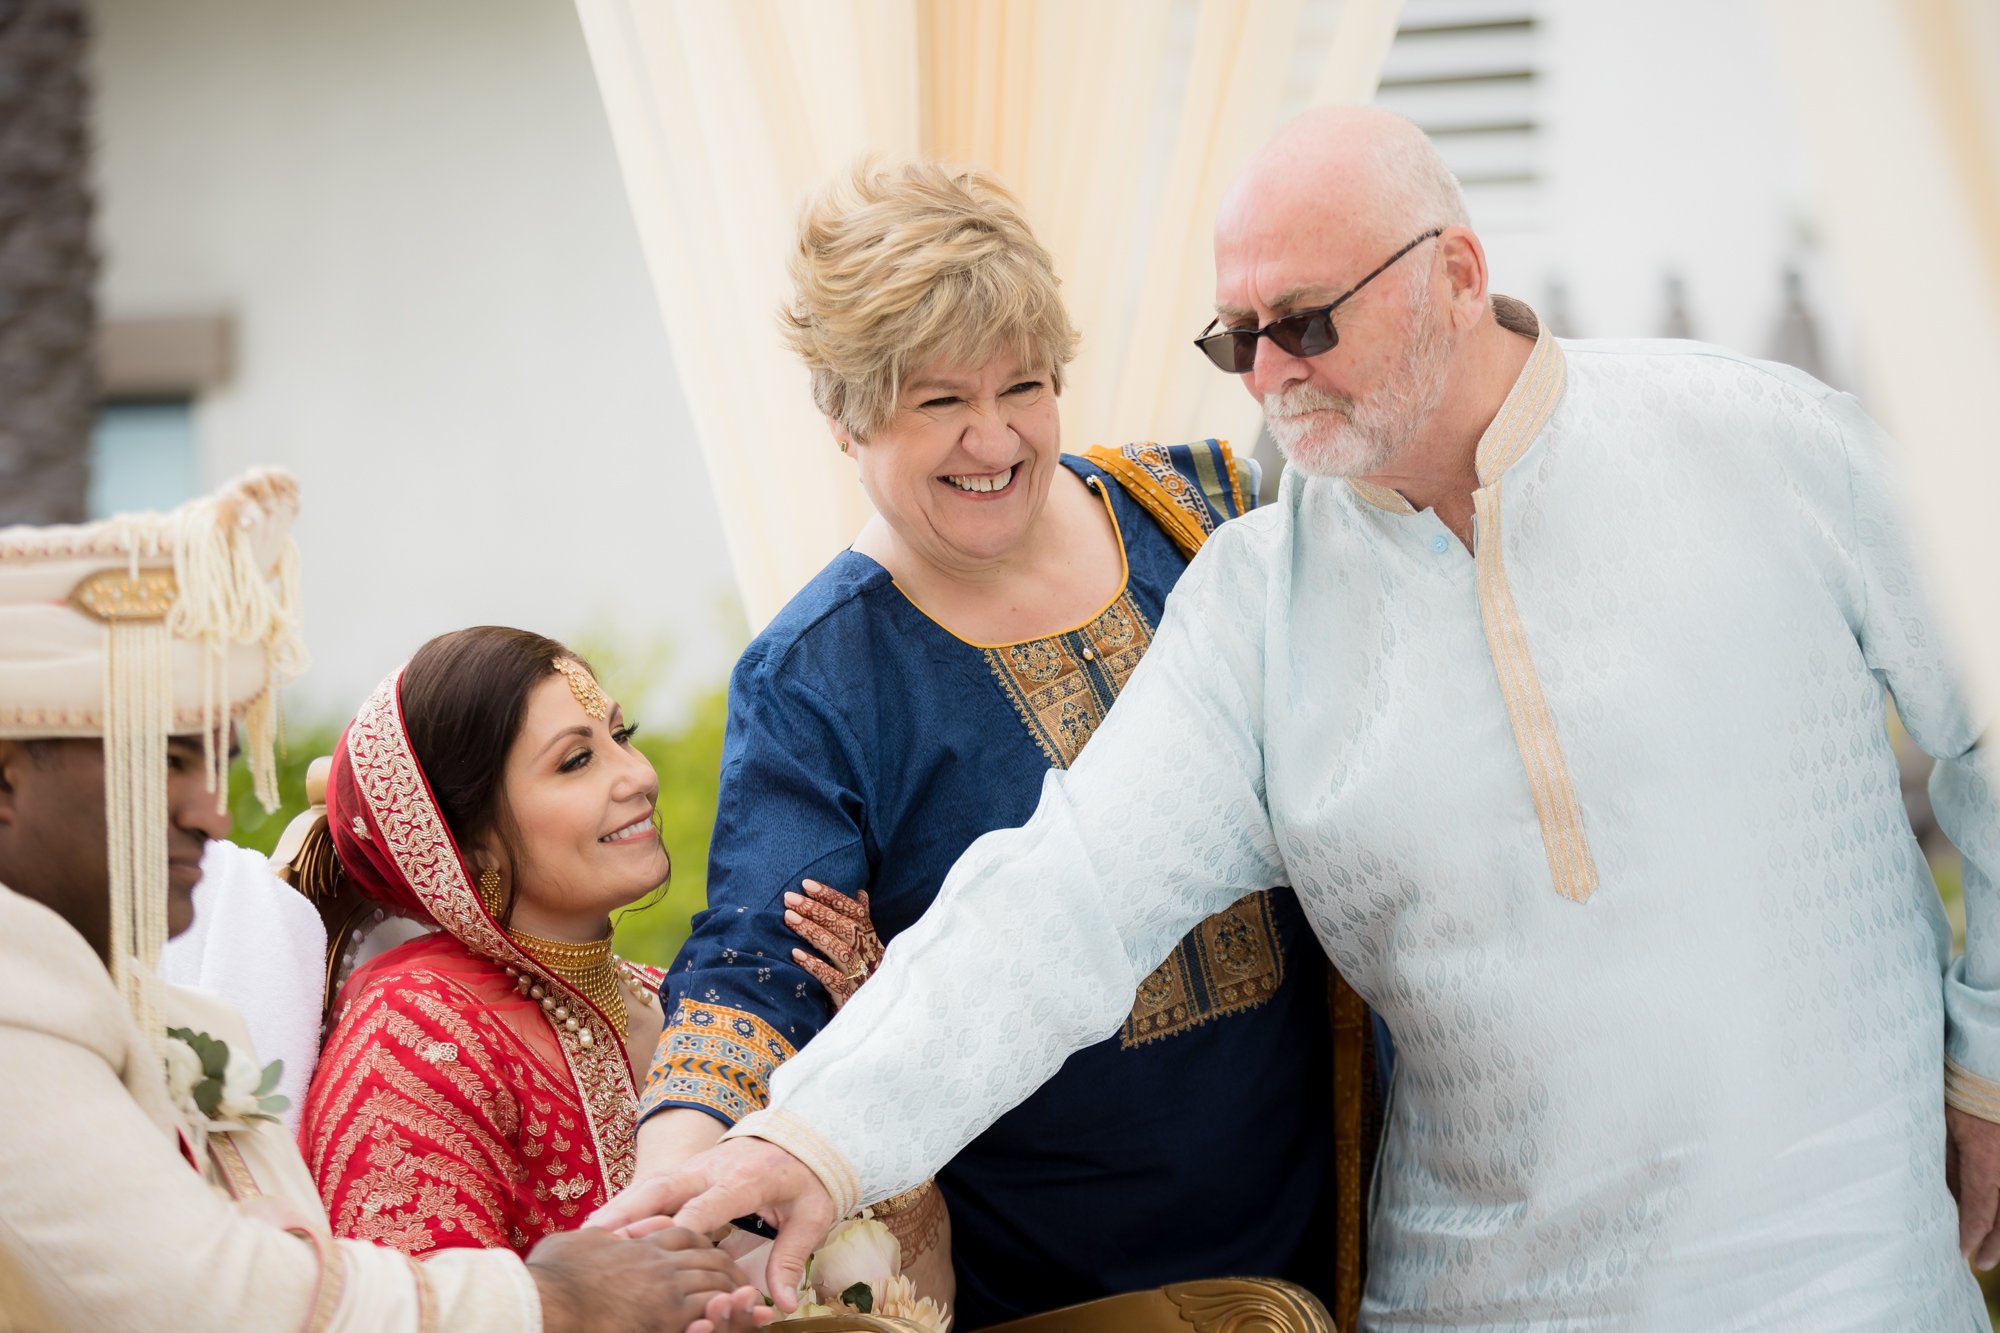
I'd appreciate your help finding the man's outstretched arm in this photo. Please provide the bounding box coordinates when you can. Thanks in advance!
[589,521,1291,1304]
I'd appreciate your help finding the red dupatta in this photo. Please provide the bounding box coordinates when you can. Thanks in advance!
[300,669,651,1254]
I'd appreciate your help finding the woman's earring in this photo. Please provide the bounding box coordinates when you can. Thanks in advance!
[477,866,504,916]
[838,438,850,454]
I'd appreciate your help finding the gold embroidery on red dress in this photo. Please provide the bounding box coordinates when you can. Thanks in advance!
[307,958,615,1255]
[335,1122,510,1253]
[342,676,642,1190]
[309,991,521,1186]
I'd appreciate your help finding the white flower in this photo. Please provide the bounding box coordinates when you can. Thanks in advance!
[877,1273,952,1333]
[215,1047,267,1122]
[809,1217,901,1308]
[162,1036,203,1104]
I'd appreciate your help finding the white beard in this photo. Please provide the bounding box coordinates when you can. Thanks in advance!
[1263,290,1454,479]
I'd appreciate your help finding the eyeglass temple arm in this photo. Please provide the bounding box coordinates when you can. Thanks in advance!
[1194,227,1445,340]
[1322,227,1446,316]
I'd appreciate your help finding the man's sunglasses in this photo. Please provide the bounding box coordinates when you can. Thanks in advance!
[1192,229,1444,375]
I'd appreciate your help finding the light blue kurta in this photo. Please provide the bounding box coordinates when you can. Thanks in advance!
[734,319,1998,1330]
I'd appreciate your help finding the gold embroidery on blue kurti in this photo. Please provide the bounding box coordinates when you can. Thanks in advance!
[981,576,1284,1048]
[983,591,1153,769]
[1128,444,1220,540]
[1124,891,1286,1048]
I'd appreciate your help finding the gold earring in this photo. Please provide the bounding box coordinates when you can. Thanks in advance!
[839,438,850,454]
[477,866,504,916]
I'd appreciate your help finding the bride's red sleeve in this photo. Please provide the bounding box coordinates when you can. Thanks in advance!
[300,966,525,1255]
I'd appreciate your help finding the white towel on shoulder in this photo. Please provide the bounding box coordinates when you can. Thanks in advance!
[159,839,327,1133]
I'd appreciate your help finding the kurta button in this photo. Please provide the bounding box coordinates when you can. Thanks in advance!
[1430,535,1450,553]
[1082,647,1095,660]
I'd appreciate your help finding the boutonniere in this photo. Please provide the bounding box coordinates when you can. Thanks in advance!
[163,1027,289,1136]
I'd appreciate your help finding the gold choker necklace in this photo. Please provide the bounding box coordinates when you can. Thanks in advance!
[508,927,628,1037]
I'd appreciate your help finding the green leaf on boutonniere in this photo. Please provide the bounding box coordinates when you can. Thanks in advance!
[253,1059,284,1098]
[192,1076,224,1118]
[184,1027,228,1081]
[840,1282,873,1314]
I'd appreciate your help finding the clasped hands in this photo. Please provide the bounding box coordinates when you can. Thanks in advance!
[588,1135,839,1315]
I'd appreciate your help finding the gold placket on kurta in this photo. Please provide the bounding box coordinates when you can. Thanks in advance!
[1349,306,1598,904]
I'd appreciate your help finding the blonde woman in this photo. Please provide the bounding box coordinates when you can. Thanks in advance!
[633,161,1377,1327]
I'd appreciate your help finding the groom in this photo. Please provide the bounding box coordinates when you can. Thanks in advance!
[596,108,2000,1328]
[0,472,769,1333]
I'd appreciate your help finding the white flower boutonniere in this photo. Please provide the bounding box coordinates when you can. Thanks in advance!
[163,1026,288,1136]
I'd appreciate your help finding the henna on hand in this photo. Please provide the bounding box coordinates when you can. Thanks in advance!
[784,880,884,1012]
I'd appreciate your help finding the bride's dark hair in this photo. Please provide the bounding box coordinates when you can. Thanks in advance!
[396,625,586,923]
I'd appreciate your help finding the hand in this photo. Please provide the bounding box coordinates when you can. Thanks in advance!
[525,1225,773,1333]
[1948,1106,2000,1269]
[785,879,884,1011]
[587,1136,839,1313]
[631,1107,728,1199]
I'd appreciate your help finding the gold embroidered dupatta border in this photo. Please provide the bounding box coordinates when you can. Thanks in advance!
[1347,308,1599,904]
[344,673,641,1193]
[1080,441,1246,560]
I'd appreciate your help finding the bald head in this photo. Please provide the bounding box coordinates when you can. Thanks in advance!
[1220,106,1467,256]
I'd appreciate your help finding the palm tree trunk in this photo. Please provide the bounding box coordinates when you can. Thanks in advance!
[0,0,97,526]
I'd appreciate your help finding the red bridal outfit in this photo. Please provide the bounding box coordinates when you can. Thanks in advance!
[300,672,663,1255]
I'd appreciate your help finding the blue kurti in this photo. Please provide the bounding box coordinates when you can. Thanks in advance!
[645,446,1338,1326]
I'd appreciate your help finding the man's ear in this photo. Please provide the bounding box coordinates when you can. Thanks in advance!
[1436,225,1491,330]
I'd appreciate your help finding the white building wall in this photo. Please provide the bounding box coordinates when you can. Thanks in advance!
[87,0,1862,728]
[90,0,742,724]
[1466,0,1859,379]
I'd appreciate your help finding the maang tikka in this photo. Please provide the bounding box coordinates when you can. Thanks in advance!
[551,656,608,720]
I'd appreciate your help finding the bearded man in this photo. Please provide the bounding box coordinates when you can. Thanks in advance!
[0,472,769,1333]
[596,108,1999,1330]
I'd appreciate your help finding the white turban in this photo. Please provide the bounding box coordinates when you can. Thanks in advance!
[0,469,308,1033]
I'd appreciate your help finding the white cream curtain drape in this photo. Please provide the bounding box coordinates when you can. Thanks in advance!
[1767,0,2000,716]
[575,0,1402,631]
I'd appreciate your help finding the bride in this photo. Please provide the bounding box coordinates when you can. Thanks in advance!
[297,626,677,1256]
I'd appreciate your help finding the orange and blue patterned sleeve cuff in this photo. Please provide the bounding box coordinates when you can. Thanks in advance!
[640,1000,798,1127]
